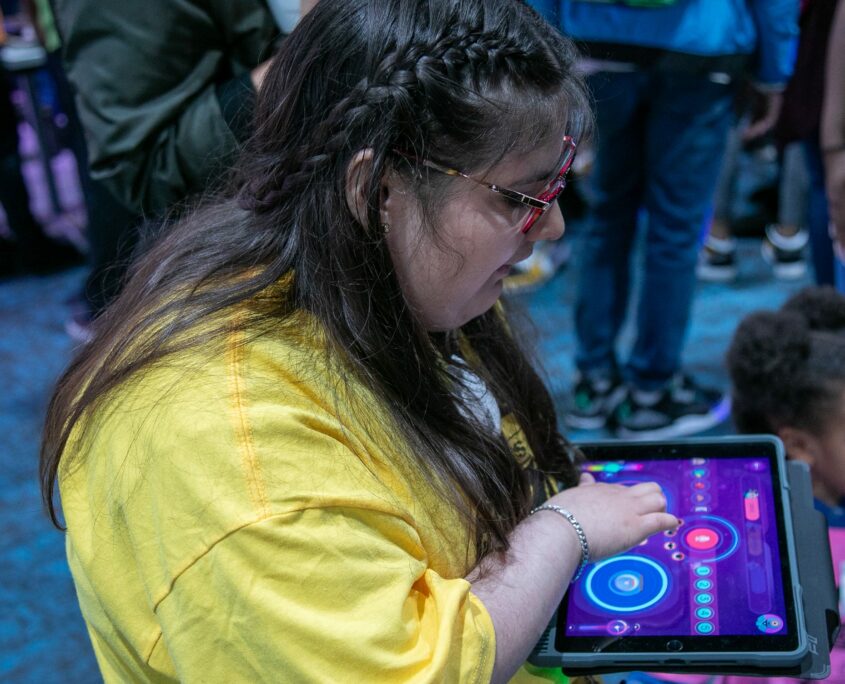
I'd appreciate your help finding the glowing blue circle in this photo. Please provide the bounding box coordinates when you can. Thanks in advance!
[585,555,670,613]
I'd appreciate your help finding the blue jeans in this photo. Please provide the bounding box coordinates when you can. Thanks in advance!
[575,70,734,391]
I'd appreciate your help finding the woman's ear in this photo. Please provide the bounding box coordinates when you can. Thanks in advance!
[777,425,821,467]
[345,149,410,233]
[345,149,375,227]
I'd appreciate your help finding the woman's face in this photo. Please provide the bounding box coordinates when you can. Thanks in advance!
[383,132,567,331]
[811,388,845,506]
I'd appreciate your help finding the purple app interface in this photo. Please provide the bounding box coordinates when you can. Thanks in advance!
[565,457,788,639]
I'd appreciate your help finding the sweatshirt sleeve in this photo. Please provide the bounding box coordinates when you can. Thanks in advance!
[55,0,276,216]
[526,0,560,26]
[154,507,496,683]
[747,0,799,89]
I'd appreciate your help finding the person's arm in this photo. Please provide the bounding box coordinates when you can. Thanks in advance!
[743,0,798,142]
[156,506,499,682]
[152,475,673,682]
[53,0,277,216]
[822,0,845,256]
[470,474,676,683]
[747,0,798,90]
[524,0,560,27]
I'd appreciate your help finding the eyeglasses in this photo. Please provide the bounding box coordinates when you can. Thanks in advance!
[395,135,576,235]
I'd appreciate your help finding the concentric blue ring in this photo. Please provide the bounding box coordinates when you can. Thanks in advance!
[584,555,670,613]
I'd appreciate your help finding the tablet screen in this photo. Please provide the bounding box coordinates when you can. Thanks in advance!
[556,442,802,656]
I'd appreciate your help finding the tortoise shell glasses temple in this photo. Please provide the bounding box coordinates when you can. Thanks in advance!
[392,152,550,210]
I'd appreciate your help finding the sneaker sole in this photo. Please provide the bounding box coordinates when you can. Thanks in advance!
[771,261,807,280]
[761,242,807,280]
[565,385,627,431]
[565,414,609,430]
[696,263,738,283]
[614,396,731,441]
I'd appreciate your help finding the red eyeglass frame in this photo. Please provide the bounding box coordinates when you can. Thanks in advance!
[394,135,577,234]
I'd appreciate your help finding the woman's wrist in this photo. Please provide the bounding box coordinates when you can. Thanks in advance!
[529,504,590,581]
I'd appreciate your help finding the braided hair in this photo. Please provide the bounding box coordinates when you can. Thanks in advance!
[41,0,589,559]
[727,287,845,435]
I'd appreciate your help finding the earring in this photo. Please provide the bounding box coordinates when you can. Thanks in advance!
[381,222,390,234]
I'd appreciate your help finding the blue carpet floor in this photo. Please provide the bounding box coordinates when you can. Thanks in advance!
[0,231,810,682]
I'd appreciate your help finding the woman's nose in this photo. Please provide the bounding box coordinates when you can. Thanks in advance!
[528,202,565,242]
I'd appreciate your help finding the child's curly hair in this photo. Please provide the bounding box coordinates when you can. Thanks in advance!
[727,287,845,434]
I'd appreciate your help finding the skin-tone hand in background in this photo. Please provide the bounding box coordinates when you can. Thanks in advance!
[250,1,319,92]
[742,89,784,143]
[469,472,678,684]
[250,60,272,91]
[301,0,320,16]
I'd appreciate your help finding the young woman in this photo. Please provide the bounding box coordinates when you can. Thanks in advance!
[40,1,676,681]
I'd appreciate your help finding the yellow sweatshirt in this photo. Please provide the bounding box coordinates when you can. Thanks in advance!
[59,308,560,683]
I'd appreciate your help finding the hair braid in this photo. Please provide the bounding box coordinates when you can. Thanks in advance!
[241,28,538,213]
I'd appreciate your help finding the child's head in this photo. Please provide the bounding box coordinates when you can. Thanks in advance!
[727,287,845,505]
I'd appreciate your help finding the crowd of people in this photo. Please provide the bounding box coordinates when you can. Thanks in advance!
[0,0,844,680]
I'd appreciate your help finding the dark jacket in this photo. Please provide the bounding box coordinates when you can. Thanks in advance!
[54,0,279,216]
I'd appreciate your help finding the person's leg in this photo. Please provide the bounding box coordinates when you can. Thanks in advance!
[803,137,834,286]
[778,142,809,231]
[628,71,735,391]
[0,67,41,250]
[757,141,810,280]
[697,121,741,282]
[43,51,142,323]
[574,70,646,377]
[0,66,83,275]
[708,122,742,240]
[83,182,140,314]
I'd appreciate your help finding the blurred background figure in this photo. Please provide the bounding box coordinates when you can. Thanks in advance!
[12,0,142,341]
[51,0,288,338]
[823,0,845,291]
[697,118,810,283]
[700,0,842,289]
[528,0,797,440]
[53,1,279,217]
[0,1,83,278]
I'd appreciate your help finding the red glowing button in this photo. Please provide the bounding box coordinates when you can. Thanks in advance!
[685,527,720,551]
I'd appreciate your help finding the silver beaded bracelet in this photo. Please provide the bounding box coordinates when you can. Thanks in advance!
[530,504,591,581]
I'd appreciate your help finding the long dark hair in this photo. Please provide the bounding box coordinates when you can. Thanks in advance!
[41,0,589,559]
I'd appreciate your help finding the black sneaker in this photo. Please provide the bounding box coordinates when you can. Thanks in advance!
[566,371,626,430]
[696,235,738,282]
[612,374,730,440]
[761,224,808,280]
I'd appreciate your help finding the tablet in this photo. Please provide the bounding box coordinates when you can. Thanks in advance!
[549,437,808,669]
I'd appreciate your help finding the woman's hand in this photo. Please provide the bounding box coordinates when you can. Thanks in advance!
[470,471,677,684]
[541,472,678,562]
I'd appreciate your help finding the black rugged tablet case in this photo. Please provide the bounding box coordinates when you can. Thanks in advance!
[529,461,840,679]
